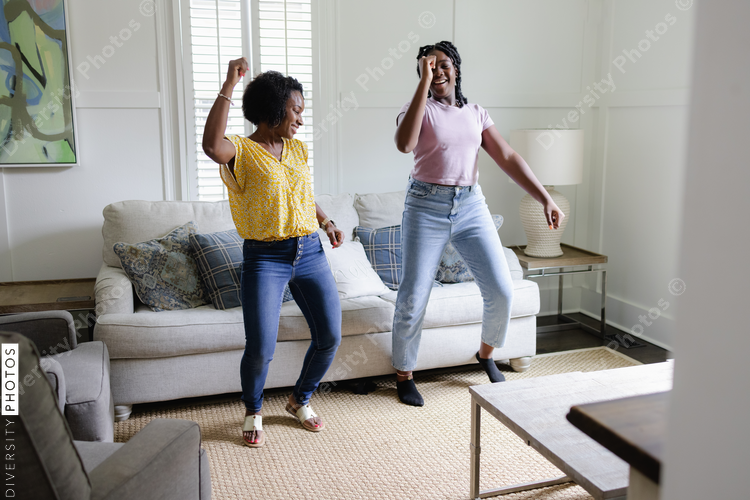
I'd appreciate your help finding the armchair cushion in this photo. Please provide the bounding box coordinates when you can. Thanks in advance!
[89,419,205,500]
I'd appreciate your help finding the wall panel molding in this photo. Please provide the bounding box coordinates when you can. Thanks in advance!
[75,91,161,109]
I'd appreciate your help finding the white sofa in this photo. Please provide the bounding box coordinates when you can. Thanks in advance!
[94,191,540,420]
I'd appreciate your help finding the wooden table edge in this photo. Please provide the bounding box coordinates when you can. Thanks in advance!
[567,391,669,485]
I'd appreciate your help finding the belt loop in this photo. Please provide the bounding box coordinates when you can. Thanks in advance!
[431,184,438,195]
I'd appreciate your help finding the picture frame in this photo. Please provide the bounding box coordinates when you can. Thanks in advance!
[0,0,79,167]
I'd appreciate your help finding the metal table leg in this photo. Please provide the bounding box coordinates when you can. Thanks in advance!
[470,398,481,499]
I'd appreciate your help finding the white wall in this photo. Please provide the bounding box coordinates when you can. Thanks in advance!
[662,1,750,497]
[328,0,694,349]
[0,0,170,281]
[0,0,696,353]
[583,0,694,348]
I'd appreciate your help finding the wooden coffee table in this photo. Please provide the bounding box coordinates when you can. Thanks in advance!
[469,362,673,499]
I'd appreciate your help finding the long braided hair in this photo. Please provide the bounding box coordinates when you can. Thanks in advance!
[416,41,468,108]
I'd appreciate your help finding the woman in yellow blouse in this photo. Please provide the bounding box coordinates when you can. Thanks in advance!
[203,57,343,448]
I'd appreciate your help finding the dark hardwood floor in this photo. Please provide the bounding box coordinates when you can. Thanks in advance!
[536,312,671,365]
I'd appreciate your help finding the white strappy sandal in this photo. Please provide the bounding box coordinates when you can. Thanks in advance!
[242,414,265,447]
[285,399,325,432]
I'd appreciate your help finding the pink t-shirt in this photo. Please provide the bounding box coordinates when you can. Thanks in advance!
[398,98,494,186]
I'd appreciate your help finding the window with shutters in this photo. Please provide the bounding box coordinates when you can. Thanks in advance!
[184,0,314,201]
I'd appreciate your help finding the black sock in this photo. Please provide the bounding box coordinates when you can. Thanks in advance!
[396,378,424,406]
[476,352,505,383]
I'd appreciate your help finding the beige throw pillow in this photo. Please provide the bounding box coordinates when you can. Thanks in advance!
[320,239,390,299]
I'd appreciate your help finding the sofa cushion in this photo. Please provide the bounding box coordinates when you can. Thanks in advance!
[189,229,243,310]
[379,279,540,328]
[102,200,236,268]
[321,239,390,299]
[314,193,359,242]
[437,214,504,283]
[113,222,209,311]
[353,190,405,228]
[278,295,395,341]
[353,225,401,289]
[97,296,396,359]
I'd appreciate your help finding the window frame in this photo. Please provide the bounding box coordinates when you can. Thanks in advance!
[177,0,324,201]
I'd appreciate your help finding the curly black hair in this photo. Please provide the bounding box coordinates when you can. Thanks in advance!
[416,41,468,108]
[242,71,304,127]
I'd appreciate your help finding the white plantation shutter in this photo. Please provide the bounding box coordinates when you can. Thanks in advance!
[256,0,314,179]
[185,0,314,201]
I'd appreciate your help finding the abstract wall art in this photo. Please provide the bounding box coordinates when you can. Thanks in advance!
[0,0,78,166]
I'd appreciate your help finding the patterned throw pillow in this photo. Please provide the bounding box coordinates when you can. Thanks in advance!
[437,214,504,283]
[113,222,209,311]
[189,228,294,310]
[354,225,402,289]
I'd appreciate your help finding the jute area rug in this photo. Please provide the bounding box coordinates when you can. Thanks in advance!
[115,347,640,500]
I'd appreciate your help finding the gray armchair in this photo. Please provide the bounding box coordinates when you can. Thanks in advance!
[0,310,114,441]
[7,331,211,500]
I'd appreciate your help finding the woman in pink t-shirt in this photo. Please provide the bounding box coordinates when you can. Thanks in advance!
[392,41,564,406]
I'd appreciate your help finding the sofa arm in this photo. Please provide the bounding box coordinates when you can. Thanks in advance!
[90,419,205,500]
[95,263,135,316]
[0,310,78,352]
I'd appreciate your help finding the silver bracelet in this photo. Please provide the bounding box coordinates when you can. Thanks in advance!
[218,93,234,106]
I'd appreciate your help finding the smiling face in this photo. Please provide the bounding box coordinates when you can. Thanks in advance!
[427,49,457,101]
[274,90,305,139]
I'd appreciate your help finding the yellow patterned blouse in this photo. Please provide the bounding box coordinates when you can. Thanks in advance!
[220,135,318,241]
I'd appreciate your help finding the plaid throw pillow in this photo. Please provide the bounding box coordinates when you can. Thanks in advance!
[189,229,244,309]
[189,229,294,310]
[354,225,402,290]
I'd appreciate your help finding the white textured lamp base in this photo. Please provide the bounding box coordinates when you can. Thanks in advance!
[520,187,570,258]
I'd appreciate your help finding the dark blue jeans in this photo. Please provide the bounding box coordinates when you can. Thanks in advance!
[240,232,341,413]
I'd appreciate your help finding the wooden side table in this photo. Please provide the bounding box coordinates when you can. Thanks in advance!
[510,244,610,340]
[567,391,669,500]
[0,279,97,341]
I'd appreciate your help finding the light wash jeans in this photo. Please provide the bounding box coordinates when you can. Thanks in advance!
[391,178,514,372]
[240,232,342,413]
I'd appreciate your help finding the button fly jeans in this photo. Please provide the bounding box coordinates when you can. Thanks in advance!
[391,178,514,372]
[240,232,341,413]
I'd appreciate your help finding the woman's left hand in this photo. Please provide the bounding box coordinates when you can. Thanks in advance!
[326,226,345,248]
[543,200,565,229]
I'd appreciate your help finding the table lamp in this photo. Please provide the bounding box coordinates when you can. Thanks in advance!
[509,129,584,258]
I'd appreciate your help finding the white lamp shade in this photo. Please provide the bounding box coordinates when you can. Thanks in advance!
[509,129,584,186]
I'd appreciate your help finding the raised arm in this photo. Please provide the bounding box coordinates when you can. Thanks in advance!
[203,57,249,166]
[394,55,436,153]
[481,125,565,229]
